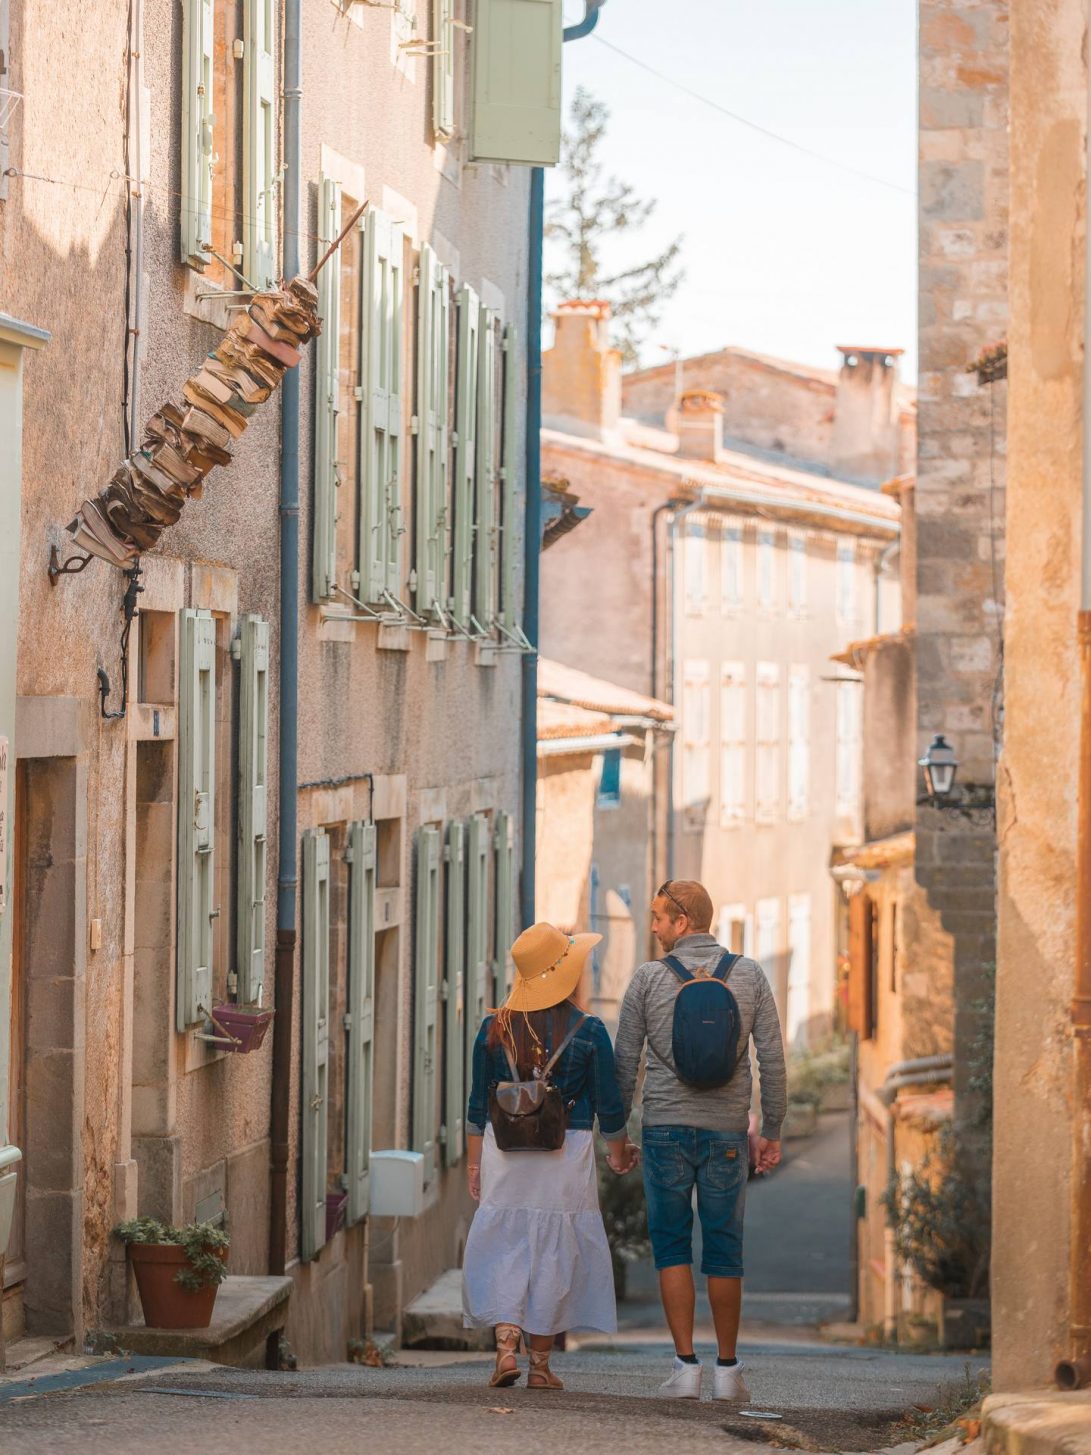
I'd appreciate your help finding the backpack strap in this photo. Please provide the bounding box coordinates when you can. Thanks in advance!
[542,1013,587,1076]
[661,954,695,984]
[711,951,741,983]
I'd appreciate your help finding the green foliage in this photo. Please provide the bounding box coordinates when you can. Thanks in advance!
[545,87,684,367]
[967,962,996,1134]
[114,1217,230,1292]
[898,1363,991,1443]
[596,1146,650,1299]
[881,1131,989,1299]
[787,1040,850,1110]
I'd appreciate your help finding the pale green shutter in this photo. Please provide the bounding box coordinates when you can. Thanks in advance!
[359,208,405,605]
[493,811,515,1002]
[302,829,331,1261]
[499,323,520,633]
[451,285,480,628]
[313,176,342,603]
[413,826,440,1185]
[443,820,466,1167]
[346,820,376,1224]
[177,609,216,1031]
[415,244,450,619]
[473,307,499,631]
[181,0,215,267]
[243,0,277,288]
[433,0,455,140]
[464,814,489,1078]
[236,615,269,1006]
[469,0,563,167]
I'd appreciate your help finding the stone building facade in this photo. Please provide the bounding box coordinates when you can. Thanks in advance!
[0,0,547,1367]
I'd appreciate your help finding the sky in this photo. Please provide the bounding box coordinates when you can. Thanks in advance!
[550,0,919,378]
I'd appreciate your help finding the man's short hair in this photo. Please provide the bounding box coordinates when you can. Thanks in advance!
[656,880,714,933]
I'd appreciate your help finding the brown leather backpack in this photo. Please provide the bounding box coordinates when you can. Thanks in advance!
[488,1016,586,1152]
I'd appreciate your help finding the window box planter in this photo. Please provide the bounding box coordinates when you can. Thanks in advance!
[325,1191,348,1242]
[208,1004,275,1054]
[115,1219,230,1330]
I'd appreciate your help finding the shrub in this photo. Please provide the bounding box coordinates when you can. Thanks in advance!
[881,1132,989,1299]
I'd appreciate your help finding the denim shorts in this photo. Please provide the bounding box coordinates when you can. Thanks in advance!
[641,1125,748,1278]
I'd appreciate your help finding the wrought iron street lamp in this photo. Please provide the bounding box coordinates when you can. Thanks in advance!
[918,734,959,803]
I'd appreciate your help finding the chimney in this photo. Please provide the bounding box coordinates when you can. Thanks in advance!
[830,346,903,485]
[542,301,622,440]
[674,389,723,461]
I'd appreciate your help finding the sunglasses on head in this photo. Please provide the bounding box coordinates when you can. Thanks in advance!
[657,882,688,918]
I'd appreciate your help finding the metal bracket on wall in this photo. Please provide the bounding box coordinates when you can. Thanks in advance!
[47,544,95,584]
[97,561,144,722]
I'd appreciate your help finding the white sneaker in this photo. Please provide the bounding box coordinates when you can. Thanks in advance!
[712,1361,751,1402]
[658,1357,702,1399]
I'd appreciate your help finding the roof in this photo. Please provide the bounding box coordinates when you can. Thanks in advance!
[833,831,915,870]
[624,345,842,393]
[537,698,613,741]
[538,658,673,723]
[831,628,913,669]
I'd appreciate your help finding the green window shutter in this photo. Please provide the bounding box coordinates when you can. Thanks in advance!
[493,811,515,1003]
[443,820,466,1167]
[433,0,456,140]
[360,208,405,605]
[415,244,450,619]
[464,814,490,1078]
[243,0,277,289]
[469,0,562,167]
[499,323,520,634]
[180,0,215,267]
[413,825,441,1186]
[177,609,216,1031]
[236,615,269,1007]
[313,176,342,603]
[473,307,499,631]
[346,820,376,1224]
[451,285,480,627]
[302,829,331,1261]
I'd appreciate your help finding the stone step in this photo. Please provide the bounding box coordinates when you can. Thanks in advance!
[402,1268,491,1351]
[89,1274,292,1369]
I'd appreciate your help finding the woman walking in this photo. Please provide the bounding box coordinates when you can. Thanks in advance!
[462,921,637,1390]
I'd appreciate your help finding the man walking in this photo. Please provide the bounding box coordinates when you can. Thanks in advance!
[614,880,787,1401]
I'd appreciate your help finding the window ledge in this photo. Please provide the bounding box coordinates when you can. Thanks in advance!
[378,622,412,652]
[426,630,449,664]
[475,641,498,668]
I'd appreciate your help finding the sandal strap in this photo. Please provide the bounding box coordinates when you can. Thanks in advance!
[495,1324,521,1352]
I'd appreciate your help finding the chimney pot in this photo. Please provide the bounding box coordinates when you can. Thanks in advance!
[542,300,622,440]
[674,388,724,461]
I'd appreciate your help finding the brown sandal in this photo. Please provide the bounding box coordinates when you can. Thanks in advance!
[527,1348,564,1390]
[489,1324,522,1388]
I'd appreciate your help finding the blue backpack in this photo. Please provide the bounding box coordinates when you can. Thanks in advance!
[662,952,742,1090]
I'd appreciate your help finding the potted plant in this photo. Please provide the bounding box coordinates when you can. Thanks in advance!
[208,1003,275,1054]
[114,1217,230,1329]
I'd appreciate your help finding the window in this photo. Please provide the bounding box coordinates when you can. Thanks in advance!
[444,821,467,1167]
[719,662,746,827]
[836,679,863,822]
[415,243,452,620]
[493,811,516,1003]
[498,323,523,641]
[837,540,857,625]
[684,521,707,616]
[451,286,480,628]
[788,532,808,616]
[469,0,564,166]
[177,610,217,1030]
[755,661,781,824]
[301,828,332,1259]
[413,826,441,1186]
[757,528,777,612]
[787,894,812,1045]
[756,897,780,975]
[681,660,711,827]
[346,820,377,1222]
[598,748,622,807]
[717,903,749,956]
[236,616,269,1006]
[787,665,809,822]
[720,519,743,612]
[474,307,501,631]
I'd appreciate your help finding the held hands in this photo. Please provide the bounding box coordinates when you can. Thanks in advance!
[606,1139,641,1176]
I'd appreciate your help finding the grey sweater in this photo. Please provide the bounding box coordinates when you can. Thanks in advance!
[614,932,788,1139]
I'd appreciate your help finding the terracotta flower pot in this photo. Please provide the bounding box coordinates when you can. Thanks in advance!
[210,1004,275,1054]
[129,1242,227,1329]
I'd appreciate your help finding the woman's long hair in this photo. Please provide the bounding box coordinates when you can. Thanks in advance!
[487,999,577,1079]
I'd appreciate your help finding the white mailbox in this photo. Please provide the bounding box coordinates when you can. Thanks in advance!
[370,1150,425,1218]
[0,1144,22,1255]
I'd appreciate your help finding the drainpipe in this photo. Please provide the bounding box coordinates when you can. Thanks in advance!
[269,0,301,1284]
[519,0,605,930]
[1056,45,1091,1392]
[664,493,706,878]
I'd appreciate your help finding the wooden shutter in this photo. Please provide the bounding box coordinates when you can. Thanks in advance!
[312,176,342,603]
[243,0,277,289]
[473,307,499,630]
[177,609,216,1031]
[415,244,450,618]
[469,0,563,166]
[499,323,520,634]
[493,811,515,1003]
[433,0,456,140]
[719,661,746,827]
[848,892,874,1039]
[180,0,214,268]
[443,820,466,1168]
[788,665,810,822]
[302,829,331,1260]
[464,814,489,1075]
[451,285,480,627]
[755,661,781,824]
[360,209,405,604]
[413,826,441,1185]
[236,615,269,1006]
[346,820,376,1224]
[681,659,710,816]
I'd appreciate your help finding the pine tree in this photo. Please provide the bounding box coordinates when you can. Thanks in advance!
[546,87,684,368]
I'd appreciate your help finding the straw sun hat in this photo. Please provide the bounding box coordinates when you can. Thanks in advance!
[503,921,602,1014]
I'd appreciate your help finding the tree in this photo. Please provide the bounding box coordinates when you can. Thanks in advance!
[545,87,684,367]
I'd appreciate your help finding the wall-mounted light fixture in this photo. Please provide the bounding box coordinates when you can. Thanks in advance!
[918,734,959,804]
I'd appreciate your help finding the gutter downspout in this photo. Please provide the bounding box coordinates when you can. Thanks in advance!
[1056,47,1091,1392]
[269,0,301,1289]
[520,0,605,930]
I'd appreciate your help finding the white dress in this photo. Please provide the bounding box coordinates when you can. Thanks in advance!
[462,1126,618,1334]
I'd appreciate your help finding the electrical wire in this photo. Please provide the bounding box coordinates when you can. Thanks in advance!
[590,34,915,199]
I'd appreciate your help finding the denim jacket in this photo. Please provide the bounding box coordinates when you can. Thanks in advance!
[466,1009,628,1139]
